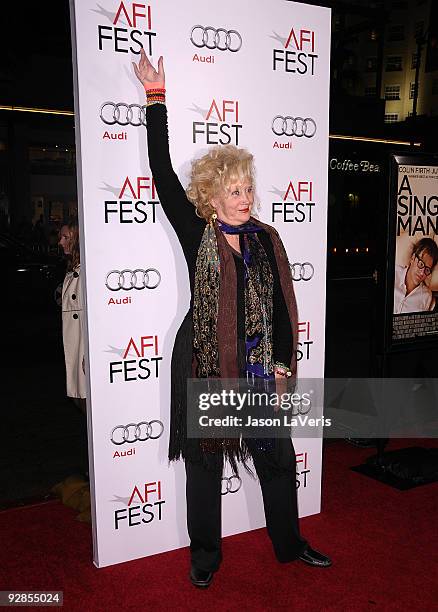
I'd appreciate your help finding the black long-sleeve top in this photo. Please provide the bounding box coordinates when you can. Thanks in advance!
[145,103,292,366]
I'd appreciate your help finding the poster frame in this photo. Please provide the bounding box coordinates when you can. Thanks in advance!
[384,152,438,354]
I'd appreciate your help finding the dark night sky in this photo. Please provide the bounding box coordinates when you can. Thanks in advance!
[10,2,72,57]
[1,2,73,109]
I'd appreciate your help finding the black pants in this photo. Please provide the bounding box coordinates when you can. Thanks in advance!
[185,440,307,572]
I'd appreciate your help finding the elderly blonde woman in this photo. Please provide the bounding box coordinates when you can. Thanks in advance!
[133,50,331,587]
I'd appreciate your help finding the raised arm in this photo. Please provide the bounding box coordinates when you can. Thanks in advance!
[133,51,202,238]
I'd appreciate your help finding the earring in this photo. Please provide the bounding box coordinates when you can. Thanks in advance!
[210,212,217,226]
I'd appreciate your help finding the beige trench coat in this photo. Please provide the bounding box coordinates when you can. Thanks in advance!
[62,264,86,398]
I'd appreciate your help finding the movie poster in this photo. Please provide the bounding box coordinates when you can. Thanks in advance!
[391,156,438,344]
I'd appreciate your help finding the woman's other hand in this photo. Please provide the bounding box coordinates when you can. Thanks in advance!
[133,48,165,90]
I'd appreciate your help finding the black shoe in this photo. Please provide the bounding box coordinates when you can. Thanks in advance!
[190,566,214,588]
[298,545,332,567]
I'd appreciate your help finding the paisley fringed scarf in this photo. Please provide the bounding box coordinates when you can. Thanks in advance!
[193,219,274,380]
[168,216,298,467]
[192,219,280,460]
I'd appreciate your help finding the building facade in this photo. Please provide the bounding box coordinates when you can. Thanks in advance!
[381,0,438,122]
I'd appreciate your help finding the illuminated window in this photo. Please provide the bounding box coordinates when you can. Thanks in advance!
[384,113,399,123]
[348,193,359,207]
[409,82,419,99]
[386,56,402,71]
[385,85,401,100]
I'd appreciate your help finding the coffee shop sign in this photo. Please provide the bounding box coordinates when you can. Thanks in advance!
[329,158,380,173]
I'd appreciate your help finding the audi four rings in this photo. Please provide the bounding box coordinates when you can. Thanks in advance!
[105,269,161,291]
[271,116,317,137]
[190,25,242,52]
[290,262,314,281]
[100,102,147,126]
[221,475,242,495]
[111,421,164,445]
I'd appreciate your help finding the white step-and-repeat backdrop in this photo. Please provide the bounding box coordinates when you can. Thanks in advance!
[70,0,331,568]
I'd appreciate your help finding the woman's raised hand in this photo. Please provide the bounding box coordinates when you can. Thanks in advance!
[133,48,165,90]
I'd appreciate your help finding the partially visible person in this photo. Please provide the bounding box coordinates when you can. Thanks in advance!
[58,218,86,412]
[394,237,438,314]
[52,218,89,500]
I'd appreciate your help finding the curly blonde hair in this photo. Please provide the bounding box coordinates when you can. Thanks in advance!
[186,145,255,220]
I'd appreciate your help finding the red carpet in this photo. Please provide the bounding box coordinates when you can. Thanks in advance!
[0,441,437,611]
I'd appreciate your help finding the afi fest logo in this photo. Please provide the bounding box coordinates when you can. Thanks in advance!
[296,452,311,489]
[190,25,242,64]
[104,176,159,224]
[272,26,318,75]
[107,335,162,383]
[271,181,315,223]
[113,480,165,529]
[297,321,313,362]
[97,2,156,55]
[191,99,242,145]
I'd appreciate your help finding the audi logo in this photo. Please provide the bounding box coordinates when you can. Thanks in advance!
[271,116,317,138]
[221,475,242,495]
[190,25,242,52]
[105,269,161,291]
[100,102,147,127]
[290,263,314,281]
[111,421,164,445]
